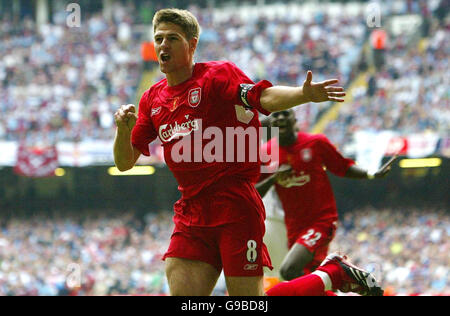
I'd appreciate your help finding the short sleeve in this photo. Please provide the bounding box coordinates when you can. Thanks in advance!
[317,135,355,176]
[131,90,158,156]
[212,62,273,116]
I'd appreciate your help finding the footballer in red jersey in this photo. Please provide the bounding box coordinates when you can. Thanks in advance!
[257,109,396,281]
[132,60,274,280]
[113,8,354,296]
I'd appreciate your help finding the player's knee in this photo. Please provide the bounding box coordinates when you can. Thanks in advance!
[280,263,304,281]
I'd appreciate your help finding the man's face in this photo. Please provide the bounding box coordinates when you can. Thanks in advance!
[270,110,297,138]
[154,22,197,74]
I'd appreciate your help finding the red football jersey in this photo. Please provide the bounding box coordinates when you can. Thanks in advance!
[262,132,355,240]
[132,61,272,200]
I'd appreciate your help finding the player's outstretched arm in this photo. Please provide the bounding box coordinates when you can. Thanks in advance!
[260,71,346,113]
[113,104,141,171]
[345,156,398,180]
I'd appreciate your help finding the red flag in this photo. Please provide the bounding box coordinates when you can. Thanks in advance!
[14,145,59,177]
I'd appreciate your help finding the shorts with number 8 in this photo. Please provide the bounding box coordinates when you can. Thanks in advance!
[163,179,273,277]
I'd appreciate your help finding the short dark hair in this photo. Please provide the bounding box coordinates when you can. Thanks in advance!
[153,8,200,40]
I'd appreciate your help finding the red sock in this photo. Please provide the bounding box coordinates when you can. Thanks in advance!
[265,274,326,296]
[325,291,338,296]
[316,262,343,290]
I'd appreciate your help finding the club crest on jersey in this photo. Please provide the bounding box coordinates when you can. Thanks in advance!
[188,88,201,108]
[301,148,312,162]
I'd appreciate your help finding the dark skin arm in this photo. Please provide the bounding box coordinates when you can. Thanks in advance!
[344,164,375,179]
[344,156,398,179]
[255,174,278,198]
[256,166,293,198]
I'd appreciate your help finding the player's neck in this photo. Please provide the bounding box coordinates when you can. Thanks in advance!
[279,132,297,147]
[166,63,195,87]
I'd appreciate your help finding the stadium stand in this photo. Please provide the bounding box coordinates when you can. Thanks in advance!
[322,20,449,151]
[0,208,447,296]
[0,210,172,296]
[331,207,449,296]
[0,8,141,144]
[1,1,447,155]
[0,2,367,144]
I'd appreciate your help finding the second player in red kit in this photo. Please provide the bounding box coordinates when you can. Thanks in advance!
[257,110,395,281]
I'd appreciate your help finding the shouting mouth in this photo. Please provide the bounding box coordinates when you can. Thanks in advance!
[160,53,171,63]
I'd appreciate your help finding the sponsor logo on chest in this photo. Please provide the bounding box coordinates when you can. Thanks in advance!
[158,115,200,143]
[277,171,311,188]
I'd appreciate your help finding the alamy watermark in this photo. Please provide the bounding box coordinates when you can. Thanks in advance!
[366,2,382,28]
[66,263,82,289]
[66,3,81,28]
[154,118,280,173]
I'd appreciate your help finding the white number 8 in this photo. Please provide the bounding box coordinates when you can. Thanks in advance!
[246,240,258,263]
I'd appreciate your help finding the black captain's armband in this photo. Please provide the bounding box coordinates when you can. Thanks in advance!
[239,83,255,110]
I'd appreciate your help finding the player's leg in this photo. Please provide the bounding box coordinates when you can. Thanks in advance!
[165,257,221,296]
[266,252,384,296]
[163,196,225,296]
[279,243,313,280]
[225,276,265,296]
[219,182,273,296]
[220,226,271,296]
[280,221,336,280]
[163,215,223,295]
[265,269,332,296]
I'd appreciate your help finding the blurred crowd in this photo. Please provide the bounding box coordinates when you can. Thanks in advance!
[332,207,449,296]
[0,211,172,296]
[158,5,368,132]
[0,4,141,145]
[0,2,368,143]
[1,1,447,147]
[0,207,447,296]
[324,19,450,149]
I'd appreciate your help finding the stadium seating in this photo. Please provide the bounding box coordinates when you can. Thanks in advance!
[323,21,449,151]
[0,3,367,144]
[0,207,447,296]
[2,2,447,152]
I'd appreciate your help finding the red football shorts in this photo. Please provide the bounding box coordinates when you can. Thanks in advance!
[292,219,337,274]
[163,179,273,277]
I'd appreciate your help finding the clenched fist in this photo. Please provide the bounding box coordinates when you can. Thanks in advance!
[114,104,138,132]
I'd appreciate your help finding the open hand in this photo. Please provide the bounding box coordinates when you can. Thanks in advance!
[302,71,346,103]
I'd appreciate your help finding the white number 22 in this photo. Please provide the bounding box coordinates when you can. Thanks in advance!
[301,229,322,247]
